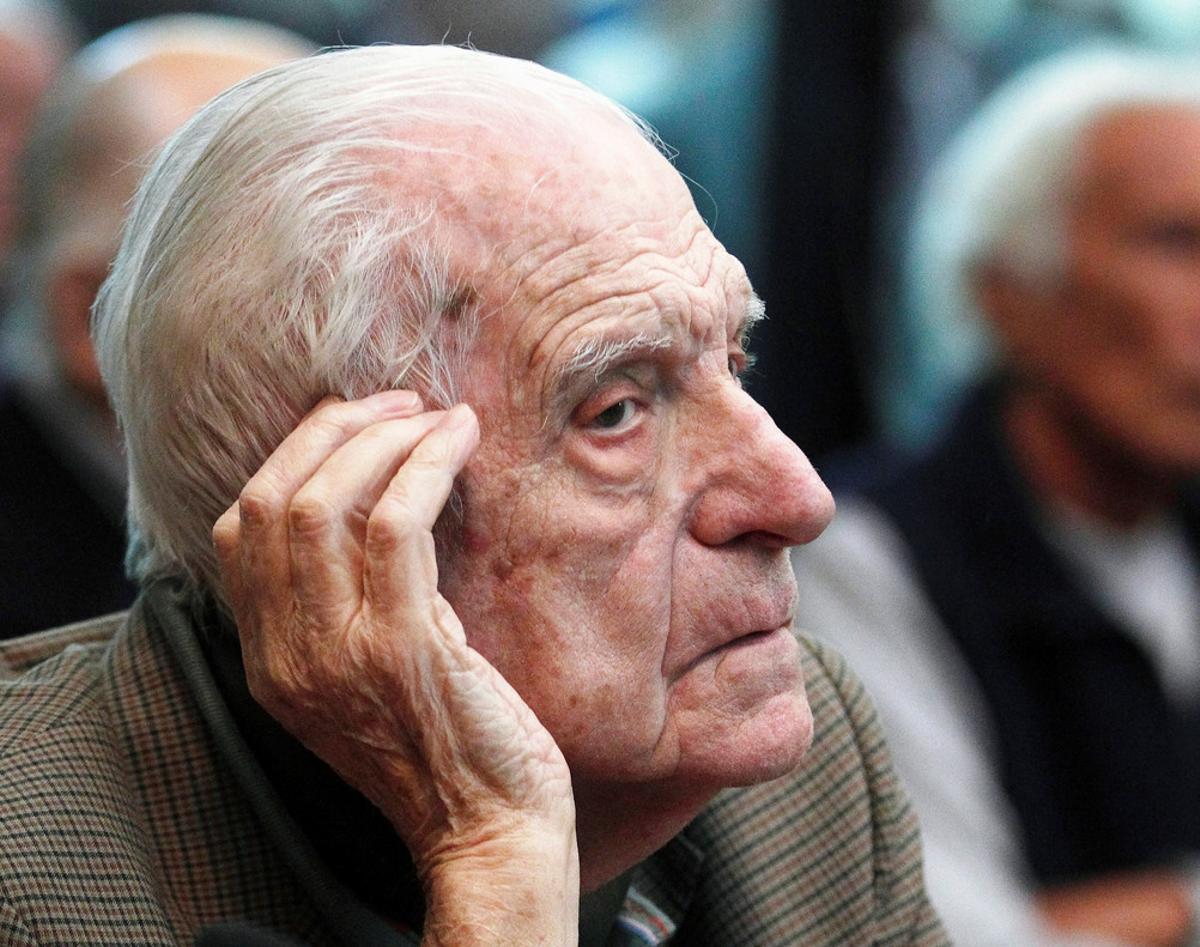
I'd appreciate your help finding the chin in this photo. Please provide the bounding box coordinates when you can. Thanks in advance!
[688,688,815,790]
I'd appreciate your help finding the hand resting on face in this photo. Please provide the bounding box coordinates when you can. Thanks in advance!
[212,390,579,946]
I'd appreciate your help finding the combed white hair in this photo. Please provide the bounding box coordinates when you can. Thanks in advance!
[900,44,1200,438]
[94,44,653,593]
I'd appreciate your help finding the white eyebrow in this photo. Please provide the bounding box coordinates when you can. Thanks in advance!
[556,331,676,386]
[546,290,764,414]
[741,292,766,342]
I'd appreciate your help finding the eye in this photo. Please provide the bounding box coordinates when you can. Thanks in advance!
[591,398,637,431]
[1142,220,1200,253]
[729,352,753,387]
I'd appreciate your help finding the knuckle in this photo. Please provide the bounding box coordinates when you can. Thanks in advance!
[365,500,422,555]
[211,510,240,557]
[287,491,337,539]
[238,485,281,530]
[306,402,361,441]
[410,434,459,471]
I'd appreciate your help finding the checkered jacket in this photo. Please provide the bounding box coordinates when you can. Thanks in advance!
[0,595,946,945]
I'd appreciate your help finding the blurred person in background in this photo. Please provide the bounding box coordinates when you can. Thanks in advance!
[0,0,76,284]
[795,46,1200,946]
[0,15,311,637]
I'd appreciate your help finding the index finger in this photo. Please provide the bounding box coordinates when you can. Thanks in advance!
[228,389,426,618]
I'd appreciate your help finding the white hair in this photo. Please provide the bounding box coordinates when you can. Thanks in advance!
[93,44,654,593]
[898,44,1200,439]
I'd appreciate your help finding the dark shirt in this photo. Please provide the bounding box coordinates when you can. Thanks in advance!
[0,383,135,636]
[839,380,1200,884]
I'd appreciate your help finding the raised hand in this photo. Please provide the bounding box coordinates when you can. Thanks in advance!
[212,391,579,945]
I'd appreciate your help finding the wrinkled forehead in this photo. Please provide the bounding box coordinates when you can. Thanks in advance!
[386,102,750,413]
[404,104,695,282]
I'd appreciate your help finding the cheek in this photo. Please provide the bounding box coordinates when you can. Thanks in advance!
[445,477,682,773]
[1079,258,1200,356]
[450,464,671,664]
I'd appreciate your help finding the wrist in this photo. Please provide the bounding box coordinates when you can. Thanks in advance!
[420,815,580,947]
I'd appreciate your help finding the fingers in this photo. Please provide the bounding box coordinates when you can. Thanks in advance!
[213,390,424,621]
[212,504,246,611]
[365,404,480,622]
[287,410,450,617]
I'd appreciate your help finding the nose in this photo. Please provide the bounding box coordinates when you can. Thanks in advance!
[687,387,835,549]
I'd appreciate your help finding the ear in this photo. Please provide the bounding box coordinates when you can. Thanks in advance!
[45,262,108,406]
[972,263,1063,376]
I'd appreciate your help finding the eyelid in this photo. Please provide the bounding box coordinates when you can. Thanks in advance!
[586,397,640,434]
[729,344,755,379]
[573,376,651,439]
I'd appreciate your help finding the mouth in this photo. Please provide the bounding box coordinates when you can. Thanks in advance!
[721,628,780,652]
[673,623,793,681]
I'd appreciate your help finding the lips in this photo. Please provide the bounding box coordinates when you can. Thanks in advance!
[664,563,799,681]
[671,620,794,681]
[706,592,797,657]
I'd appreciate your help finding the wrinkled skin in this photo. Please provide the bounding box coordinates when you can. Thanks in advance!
[441,116,833,832]
[214,104,833,942]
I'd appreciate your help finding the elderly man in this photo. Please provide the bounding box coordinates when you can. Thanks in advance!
[796,48,1200,946]
[0,45,944,945]
[0,15,310,636]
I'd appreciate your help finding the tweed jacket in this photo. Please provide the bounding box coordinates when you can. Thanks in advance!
[0,592,946,946]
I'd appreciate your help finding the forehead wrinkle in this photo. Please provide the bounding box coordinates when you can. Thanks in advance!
[527,287,668,389]
[500,229,680,319]
[523,250,748,392]
[522,257,699,373]
[495,203,714,308]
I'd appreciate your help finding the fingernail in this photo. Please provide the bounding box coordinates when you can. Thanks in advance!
[379,389,421,409]
[444,403,475,429]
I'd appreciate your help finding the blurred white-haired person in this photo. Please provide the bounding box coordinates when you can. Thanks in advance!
[0,15,310,636]
[0,43,948,946]
[796,44,1200,947]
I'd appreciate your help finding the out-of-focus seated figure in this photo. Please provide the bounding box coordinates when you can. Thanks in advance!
[795,46,1200,946]
[0,15,311,637]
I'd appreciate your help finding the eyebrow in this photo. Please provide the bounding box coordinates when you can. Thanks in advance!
[545,291,766,416]
[742,292,766,342]
[555,331,676,388]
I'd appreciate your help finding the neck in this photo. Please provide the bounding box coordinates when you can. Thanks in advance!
[572,778,714,893]
[1003,384,1176,529]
